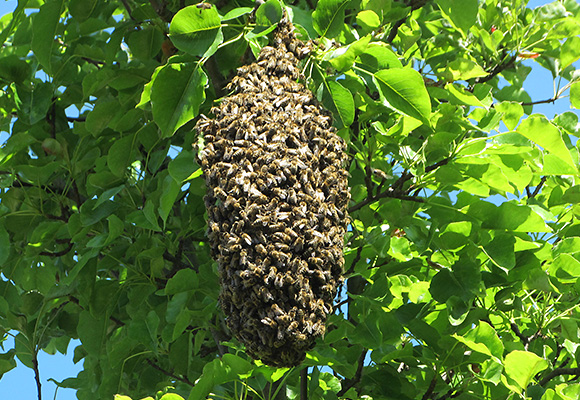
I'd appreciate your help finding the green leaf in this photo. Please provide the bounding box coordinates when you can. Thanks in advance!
[436,0,478,36]
[31,0,65,74]
[329,35,371,72]
[312,0,350,38]
[159,175,181,225]
[0,349,16,375]
[169,5,222,57]
[222,7,253,21]
[466,201,551,232]
[165,268,198,295]
[69,0,98,21]
[105,214,124,245]
[444,58,488,81]
[549,254,580,282]
[0,225,9,266]
[168,150,198,182]
[77,311,108,356]
[160,394,185,400]
[374,68,431,124]
[430,269,463,302]
[327,80,355,127]
[137,66,162,109]
[150,64,207,137]
[561,36,580,70]
[495,101,524,131]
[86,99,121,136]
[453,321,504,360]
[504,350,548,389]
[445,83,486,107]
[255,0,283,28]
[187,354,253,400]
[356,44,402,73]
[107,134,135,177]
[484,233,516,270]
[356,10,381,32]
[517,115,576,171]
[0,55,31,84]
[12,82,53,125]
[127,27,164,60]
[571,82,580,109]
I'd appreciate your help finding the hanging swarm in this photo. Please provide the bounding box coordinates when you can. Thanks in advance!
[196,18,350,367]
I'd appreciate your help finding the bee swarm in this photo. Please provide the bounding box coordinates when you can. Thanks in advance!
[197,19,350,367]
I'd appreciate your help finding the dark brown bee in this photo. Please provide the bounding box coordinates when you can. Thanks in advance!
[196,16,349,368]
[196,2,213,10]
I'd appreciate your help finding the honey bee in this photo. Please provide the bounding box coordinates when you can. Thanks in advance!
[288,321,299,332]
[261,317,276,327]
[259,287,275,302]
[308,256,324,268]
[241,232,252,246]
[265,267,277,285]
[271,303,285,317]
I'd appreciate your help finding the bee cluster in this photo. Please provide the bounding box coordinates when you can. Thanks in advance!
[196,19,350,367]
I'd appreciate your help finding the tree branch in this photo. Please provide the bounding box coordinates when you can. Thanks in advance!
[349,187,425,212]
[422,376,437,400]
[337,349,367,396]
[146,358,195,386]
[539,367,580,386]
[39,242,73,257]
[205,56,227,99]
[32,351,42,400]
[510,322,529,345]
[473,54,517,85]
[119,0,135,20]
[510,322,541,350]
[349,158,449,212]
[435,388,462,400]
[344,244,364,275]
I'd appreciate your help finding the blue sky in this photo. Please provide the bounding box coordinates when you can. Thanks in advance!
[0,0,577,399]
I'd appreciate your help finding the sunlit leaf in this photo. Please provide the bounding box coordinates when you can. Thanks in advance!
[312,0,350,38]
[436,0,478,36]
[150,63,207,137]
[504,350,548,389]
[169,5,222,57]
[374,68,431,124]
[517,114,576,171]
[31,0,65,74]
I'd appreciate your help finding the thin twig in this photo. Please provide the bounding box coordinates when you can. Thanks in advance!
[336,349,367,396]
[146,359,195,386]
[66,116,86,122]
[39,242,73,257]
[119,0,135,20]
[521,97,558,106]
[529,176,547,198]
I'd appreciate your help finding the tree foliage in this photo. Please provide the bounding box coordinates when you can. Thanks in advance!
[0,0,580,399]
